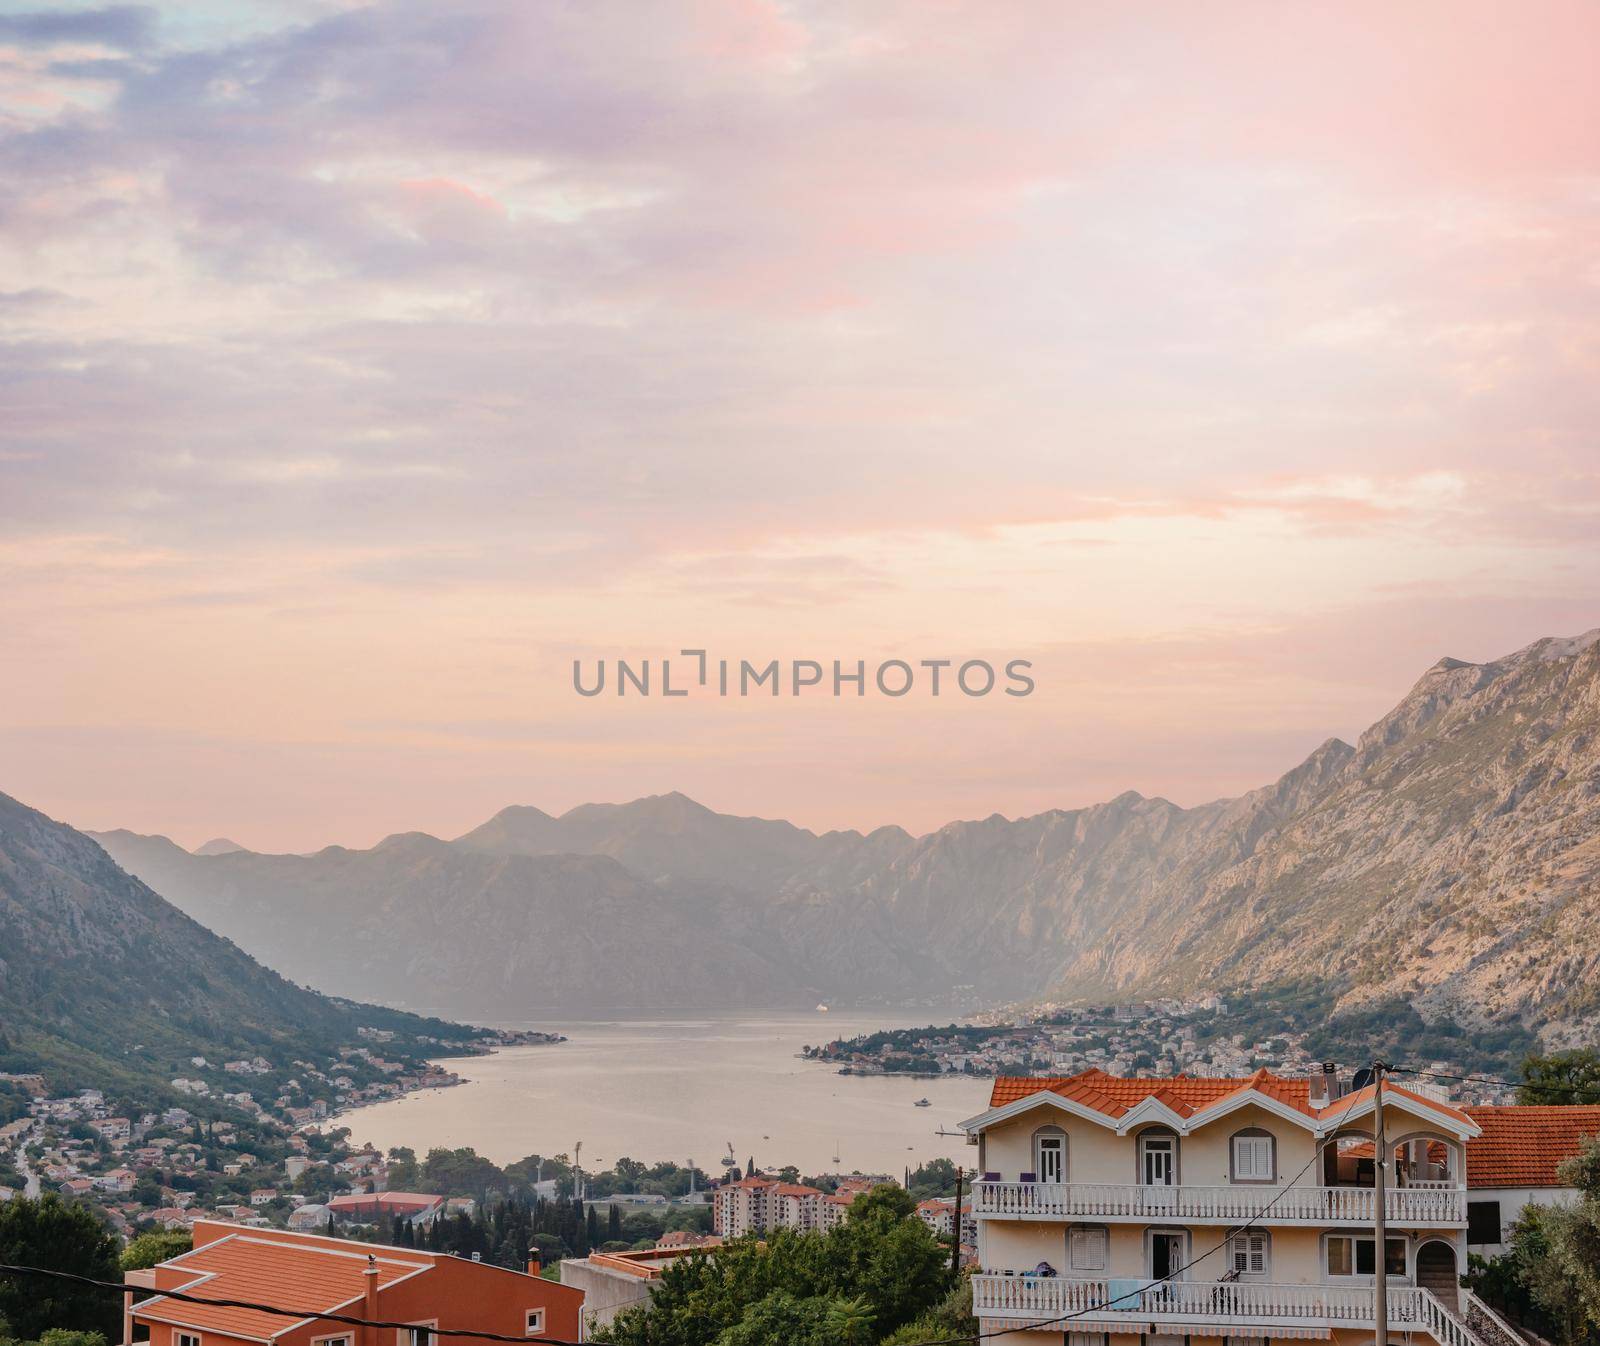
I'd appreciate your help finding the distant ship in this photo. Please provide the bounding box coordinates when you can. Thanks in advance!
[914,1098,931,1108]
[816,1004,829,1012]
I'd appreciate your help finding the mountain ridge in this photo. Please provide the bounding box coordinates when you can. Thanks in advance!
[0,791,484,1101]
[88,630,1600,1040]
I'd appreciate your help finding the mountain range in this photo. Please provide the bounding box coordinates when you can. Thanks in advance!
[90,631,1600,1044]
[0,790,483,1101]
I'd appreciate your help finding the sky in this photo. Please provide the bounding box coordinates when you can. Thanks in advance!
[2,0,1597,851]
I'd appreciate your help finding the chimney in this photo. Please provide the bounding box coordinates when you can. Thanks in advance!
[1320,1062,1340,1105]
[526,1248,541,1277]
[362,1254,379,1346]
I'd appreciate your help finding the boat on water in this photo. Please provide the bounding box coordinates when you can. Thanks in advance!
[816,1003,829,1012]
[914,1098,931,1107]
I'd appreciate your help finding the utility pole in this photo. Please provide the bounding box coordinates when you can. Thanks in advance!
[1373,1062,1388,1346]
[950,1164,964,1277]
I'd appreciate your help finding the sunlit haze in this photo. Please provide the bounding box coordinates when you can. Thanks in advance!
[3,1,1597,850]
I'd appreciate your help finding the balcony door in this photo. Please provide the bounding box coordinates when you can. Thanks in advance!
[1035,1131,1066,1186]
[1149,1230,1187,1283]
[1142,1136,1175,1186]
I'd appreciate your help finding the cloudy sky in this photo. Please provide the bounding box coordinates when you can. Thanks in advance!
[2,0,1597,850]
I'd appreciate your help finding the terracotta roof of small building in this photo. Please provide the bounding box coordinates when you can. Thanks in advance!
[1465,1105,1600,1188]
[325,1191,443,1212]
[138,1233,431,1340]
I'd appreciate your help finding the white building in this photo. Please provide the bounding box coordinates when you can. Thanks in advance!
[960,1067,1487,1346]
[712,1176,857,1238]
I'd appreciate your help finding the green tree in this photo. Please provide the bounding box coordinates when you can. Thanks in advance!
[596,1185,949,1346]
[121,1230,193,1271]
[878,1278,977,1346]
[0,1195,120,1340]
[1508,1135,1600,1345]
[1520,1050,1600,1106]
[825,1294,876,1345]
[711,1293,848,1346]
[31,1332,110,1346]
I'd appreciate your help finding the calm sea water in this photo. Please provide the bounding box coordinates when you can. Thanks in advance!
[338,1011,989,1178]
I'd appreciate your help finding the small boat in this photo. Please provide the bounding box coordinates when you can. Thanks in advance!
[816,1004,829,1012]
[914,1098,931,1108]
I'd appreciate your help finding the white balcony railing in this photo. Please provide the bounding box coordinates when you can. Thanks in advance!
[972,1181,1465,1225]
[972,1277,1480,1346]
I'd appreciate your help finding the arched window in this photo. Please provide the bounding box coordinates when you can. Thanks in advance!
[1230,1128,1277,1184]
[1032,1125,1068,1185]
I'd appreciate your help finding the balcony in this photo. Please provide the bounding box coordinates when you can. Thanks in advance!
[971,1277,1480,1346]
[972,1181,1465,1227]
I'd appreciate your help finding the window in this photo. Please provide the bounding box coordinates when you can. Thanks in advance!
[1232,1132,1275,1182]
[1467,1201,1502,1244]
[526,1309,546,1336]
[1070,1226,1108,1271]
[177,1335,202,1346]
[1326,1236,1406,1277]
[399,1325,436,1346]
[1229,1231,1269,1278]
[1034,1128,1067,1185]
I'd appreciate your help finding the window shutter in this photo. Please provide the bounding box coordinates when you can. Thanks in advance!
[1230,1232,1267,1275]
[1235,1135,1272,1180]
[1071,1226,1108,1271]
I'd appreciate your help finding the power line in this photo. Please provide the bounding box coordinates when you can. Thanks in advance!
[1390,1064,1600,1100]
[0,1260,582,1346]
[912,1077,1373,1346]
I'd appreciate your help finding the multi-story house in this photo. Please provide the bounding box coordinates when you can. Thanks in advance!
[961,1067,1488,1346]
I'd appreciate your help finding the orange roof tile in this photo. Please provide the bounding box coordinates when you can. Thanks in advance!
[1465,1105,1600,1188]
[1312,1081,1477,1130]
[137,1233,432,1341]
[987,1068,1314,1117]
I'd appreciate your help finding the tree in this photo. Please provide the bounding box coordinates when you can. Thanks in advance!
[825,1295,876,1345]
[1507,1135,1600,1345]
[121,1230,192,1271]
[0,1195,121,1340]
[1520,1050,1600,1106]
[596,1186,950,1346]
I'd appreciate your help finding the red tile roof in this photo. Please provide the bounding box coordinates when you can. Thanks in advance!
[988,1067,1314,1116]
[1465,1106,1600,1188]
[139,1232,431,1340]
[326,1191,444,1213]
[988,1068,1477,1132]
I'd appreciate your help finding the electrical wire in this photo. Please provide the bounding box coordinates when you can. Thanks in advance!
[1389,1064,1600,1101]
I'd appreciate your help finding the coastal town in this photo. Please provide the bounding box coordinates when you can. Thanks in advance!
[0,1027,562,1238]
[25,1054,1597,1346]
[804,998,1525,1106]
